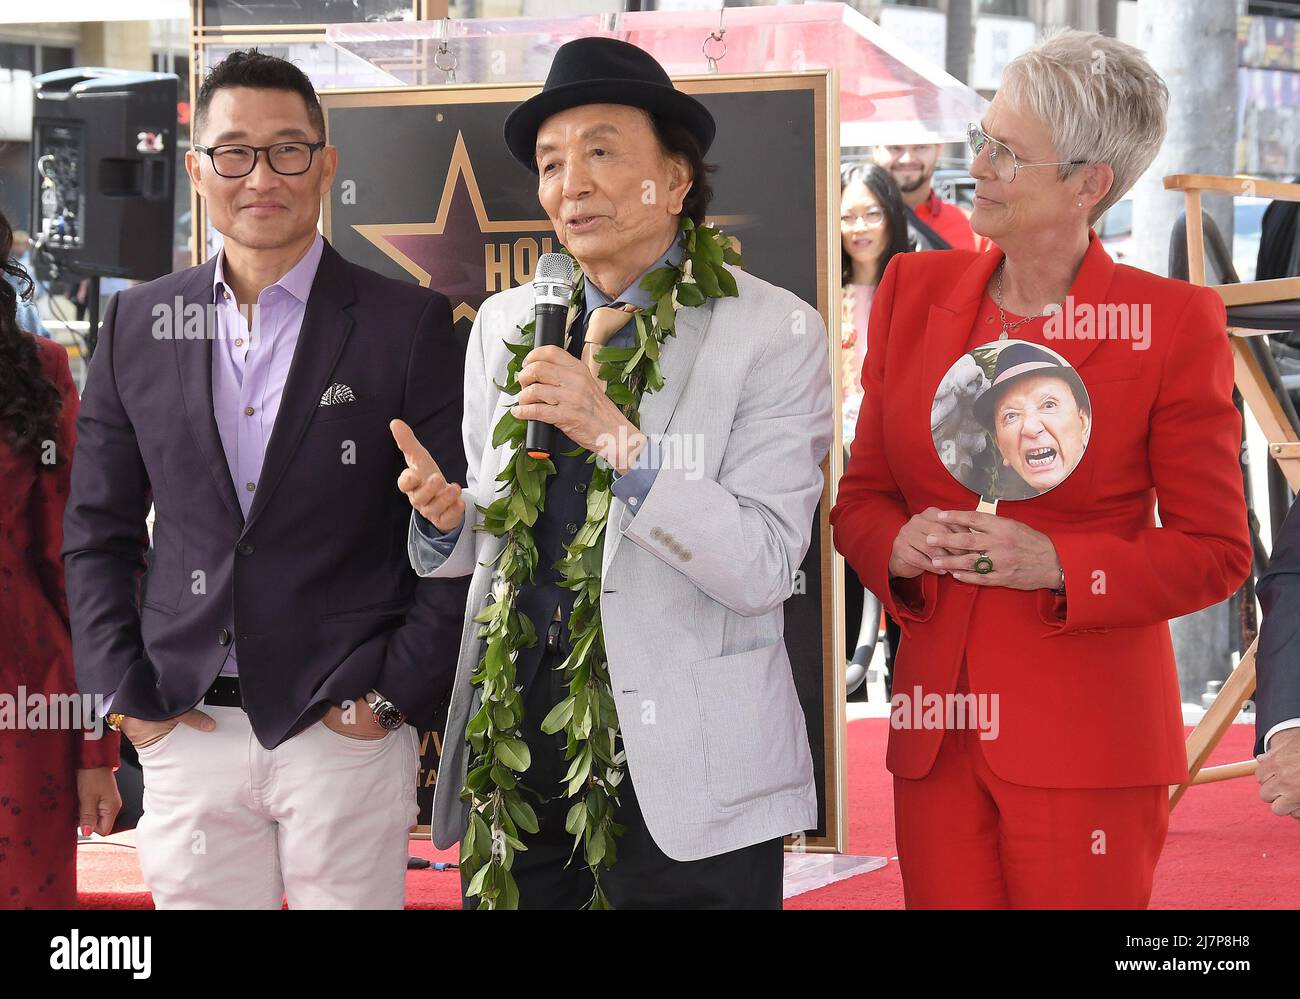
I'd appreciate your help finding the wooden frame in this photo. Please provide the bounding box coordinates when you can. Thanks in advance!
[1163,172,1300,808]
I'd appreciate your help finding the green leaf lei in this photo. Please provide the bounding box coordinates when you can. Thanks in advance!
[458,217,742,909]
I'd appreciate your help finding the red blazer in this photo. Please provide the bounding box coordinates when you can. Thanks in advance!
[831,235,1251,788]
[0,335,118,769]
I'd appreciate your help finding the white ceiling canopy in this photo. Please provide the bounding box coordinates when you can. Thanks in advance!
[327,2,988,147]
[0,0,187,23]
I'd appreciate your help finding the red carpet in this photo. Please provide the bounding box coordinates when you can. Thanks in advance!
[76,720,1299,909]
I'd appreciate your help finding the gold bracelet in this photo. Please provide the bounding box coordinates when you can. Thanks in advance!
[106,712,126,731]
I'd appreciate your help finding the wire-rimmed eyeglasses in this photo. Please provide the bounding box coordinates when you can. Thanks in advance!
[966,123,1086,183]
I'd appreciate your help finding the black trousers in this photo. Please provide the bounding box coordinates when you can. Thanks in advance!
[462,645,785,910]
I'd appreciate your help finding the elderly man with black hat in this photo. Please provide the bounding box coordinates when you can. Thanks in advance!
[390,37,832,909]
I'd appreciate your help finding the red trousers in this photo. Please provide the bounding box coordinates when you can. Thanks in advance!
[893,722,1169,909]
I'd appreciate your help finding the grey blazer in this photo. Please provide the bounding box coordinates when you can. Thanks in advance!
[409,264,833,862]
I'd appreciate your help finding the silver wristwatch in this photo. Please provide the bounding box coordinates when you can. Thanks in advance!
[365,691,405,730]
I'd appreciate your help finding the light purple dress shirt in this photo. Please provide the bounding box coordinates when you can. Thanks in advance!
[210,233,325,677]
[102,234,325,712]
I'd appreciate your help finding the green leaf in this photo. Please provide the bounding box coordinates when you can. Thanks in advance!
[490,701,516,731]
[621,344,646,378]
[565,748,593,797]
[516,456,541,505]
[593,345,638,363]
[697,230,723,265]
[565,800,587,836]
[655,293,676,332]
[497,867,520,910]
[676,281,705,307]
[491,412,519,448]
[509,488,537,527]
[716,265,738,297]
[539,695,576,735]
[465,860,491,897]
[693,261,722,297]
[585,828,607,867]
[489,763,517,790]
[466,705,490,737]
[605,383,635,407]
[495,738,531,773]
[638,265,676,300]
[561,744,591,784]
[643,359,665,393]
[504,796,540,835]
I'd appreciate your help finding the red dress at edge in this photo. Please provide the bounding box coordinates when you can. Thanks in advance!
[0,334,119,908]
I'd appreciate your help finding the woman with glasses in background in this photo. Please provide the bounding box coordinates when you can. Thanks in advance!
[840,163,912,445]
[839,164,911,697]
[832,30,1251,908]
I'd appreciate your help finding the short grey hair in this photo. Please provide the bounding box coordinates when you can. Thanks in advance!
[1000,29,1168,222]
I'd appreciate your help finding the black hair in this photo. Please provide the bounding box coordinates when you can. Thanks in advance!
[194,49,325,142]
[650,113,716,227]
[839,162,913,286]
[0,208,61,461]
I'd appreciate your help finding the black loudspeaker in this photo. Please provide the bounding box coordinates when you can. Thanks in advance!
[31,68,178,281]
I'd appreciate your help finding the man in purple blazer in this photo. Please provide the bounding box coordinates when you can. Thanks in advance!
[62,50,467,909]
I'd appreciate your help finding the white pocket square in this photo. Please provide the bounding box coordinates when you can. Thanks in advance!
[319,383,357,406]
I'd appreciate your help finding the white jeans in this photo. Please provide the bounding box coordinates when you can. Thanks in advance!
[133,704,420,909]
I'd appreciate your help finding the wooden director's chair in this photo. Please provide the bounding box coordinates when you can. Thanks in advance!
[1163,174,1300,809]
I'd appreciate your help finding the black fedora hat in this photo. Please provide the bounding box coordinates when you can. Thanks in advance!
[503,37,716,172]
[973,342,1090,432]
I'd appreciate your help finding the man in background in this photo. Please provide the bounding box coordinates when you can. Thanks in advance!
[874,141,983,251]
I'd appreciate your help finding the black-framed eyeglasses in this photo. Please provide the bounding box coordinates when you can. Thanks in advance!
[967,123,1086,183]
[194,141,327,178]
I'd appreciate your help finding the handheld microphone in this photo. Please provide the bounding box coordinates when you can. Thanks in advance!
[525,252,577,460]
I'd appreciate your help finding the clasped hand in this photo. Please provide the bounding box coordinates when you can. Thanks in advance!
[888,507,1062,591]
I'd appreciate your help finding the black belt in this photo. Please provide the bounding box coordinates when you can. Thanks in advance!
[203,674,243,709]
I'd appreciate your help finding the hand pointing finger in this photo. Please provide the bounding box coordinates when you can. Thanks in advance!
[389,418,439,478]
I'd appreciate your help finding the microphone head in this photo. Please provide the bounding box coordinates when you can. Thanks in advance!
[533,252,576,306]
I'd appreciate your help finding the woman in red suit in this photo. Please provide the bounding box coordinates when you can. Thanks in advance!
[832,30,1252,909]
[0,211,120,908]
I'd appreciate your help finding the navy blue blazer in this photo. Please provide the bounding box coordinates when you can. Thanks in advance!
[1256,497,1300,755]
